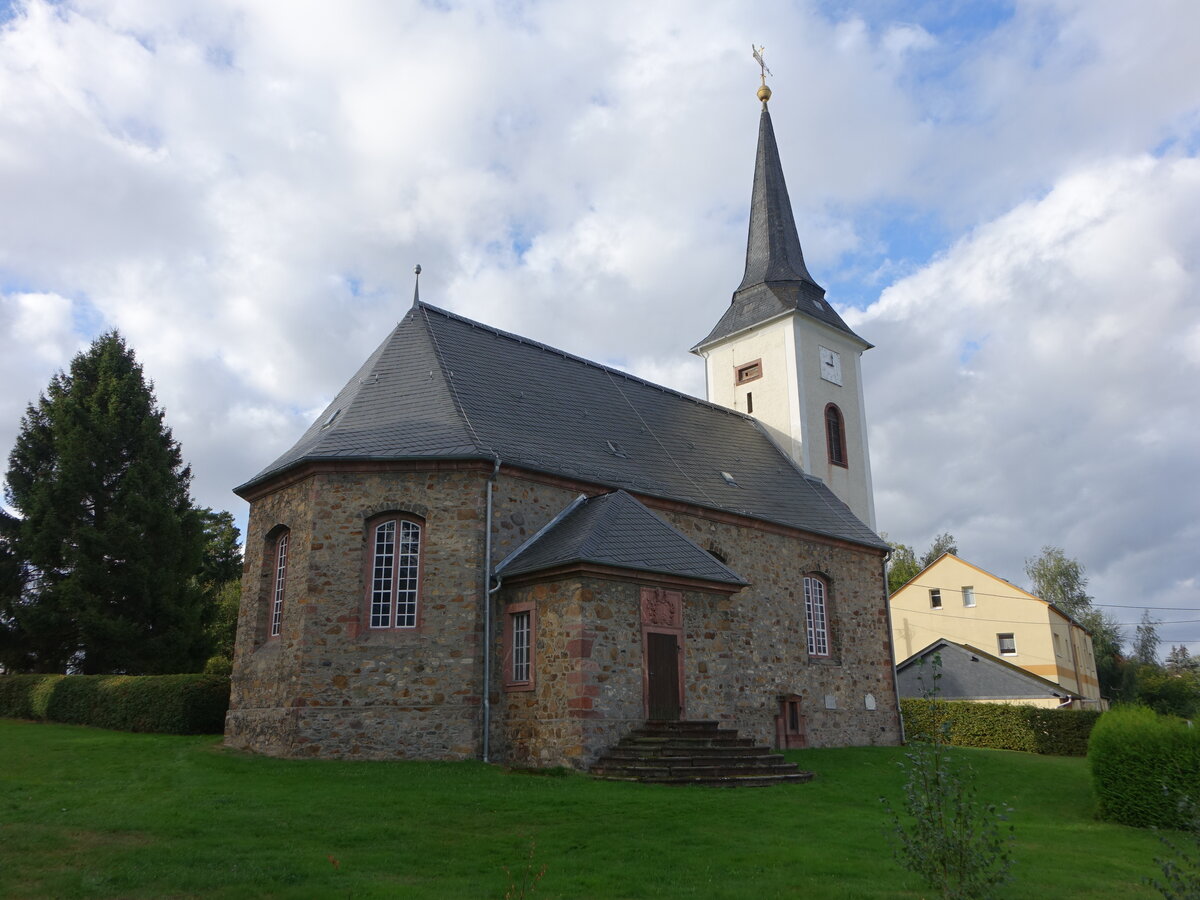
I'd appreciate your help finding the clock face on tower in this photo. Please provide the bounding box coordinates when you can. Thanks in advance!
[819,346,843,385]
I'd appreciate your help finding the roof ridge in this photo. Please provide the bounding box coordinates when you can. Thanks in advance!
[572,491,621,560]
[416,304,492,458]
[415,300,758,422]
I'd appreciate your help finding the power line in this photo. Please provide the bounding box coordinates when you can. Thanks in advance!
[898,582,1200,613]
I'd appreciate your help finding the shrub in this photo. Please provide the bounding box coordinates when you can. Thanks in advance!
[0,673,229,734]
[203,655,233,677]
[901,698,1099,756]
[1089,705,1200,829]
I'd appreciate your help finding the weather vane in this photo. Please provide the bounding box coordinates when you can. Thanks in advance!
[752,45,773,103]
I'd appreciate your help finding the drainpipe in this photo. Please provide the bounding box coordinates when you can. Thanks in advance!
[881,550,906,744]
[482,456,501,763]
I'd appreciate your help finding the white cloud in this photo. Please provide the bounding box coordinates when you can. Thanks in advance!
[0,0,1198,648]
[851,153,1200,645]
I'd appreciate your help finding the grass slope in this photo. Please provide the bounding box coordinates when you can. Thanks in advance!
[0,719,1165,898]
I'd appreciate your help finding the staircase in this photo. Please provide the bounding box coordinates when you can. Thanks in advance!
[590,720,813,787]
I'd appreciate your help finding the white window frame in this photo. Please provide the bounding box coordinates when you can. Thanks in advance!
[962,586,975,607]
[270,532,288,638]
[804,576,830,658]
[369,518,422,629]
[511,610,531,684]
[998,633,1017,656]
[929,588,942,609]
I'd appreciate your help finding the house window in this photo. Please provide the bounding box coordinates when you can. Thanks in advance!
[929,588,942,609]
[735,360,763,385]
[367,515,422,629]
[998,633,1017,656]
[962,586,975,607]
[746,391,754,414]
[825,404,847,467]
[1053,633,1063,657]
[804,575,829,657]
[269,530,289,638]
[504,601,535,690]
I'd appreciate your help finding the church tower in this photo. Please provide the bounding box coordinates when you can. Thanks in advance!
[692,81,876,529]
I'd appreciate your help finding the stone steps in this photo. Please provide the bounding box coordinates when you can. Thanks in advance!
[590,720,813,787]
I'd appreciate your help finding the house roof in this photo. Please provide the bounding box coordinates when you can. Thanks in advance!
[236,301,887,551]
[896,638,1075,701]
[692,103,869,352]
[893,553,1093,636]
[495,490,747,586]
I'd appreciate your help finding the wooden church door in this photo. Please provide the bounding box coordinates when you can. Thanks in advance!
[646,632,681,721]
[641,587,684,721]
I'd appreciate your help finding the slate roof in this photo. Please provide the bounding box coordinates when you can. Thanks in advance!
[896,639,1074,702]
[692,103,869,352]
[237,302,887,551]
[495,490,747,586]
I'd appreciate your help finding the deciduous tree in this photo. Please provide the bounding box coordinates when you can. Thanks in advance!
[1024,546,1091,618]
[920,532,958,570]
[1134,609,1162,667]
[887,541,921,595]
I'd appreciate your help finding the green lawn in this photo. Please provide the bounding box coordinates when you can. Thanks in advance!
[0,719,1169,898]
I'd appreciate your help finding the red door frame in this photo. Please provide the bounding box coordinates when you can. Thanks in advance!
[640,587,685,720]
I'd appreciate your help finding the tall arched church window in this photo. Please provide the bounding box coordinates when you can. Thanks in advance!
[268,529,289,638]
[825,403,848,468]
[366,514,423,629]
[804,575,830,658]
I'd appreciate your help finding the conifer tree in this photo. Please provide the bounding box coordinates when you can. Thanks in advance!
[0,332,207,673]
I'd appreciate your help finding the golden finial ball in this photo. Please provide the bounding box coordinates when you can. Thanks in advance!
[757,83,772,103]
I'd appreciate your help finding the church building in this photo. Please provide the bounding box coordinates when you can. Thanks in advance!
[225,82,903,767]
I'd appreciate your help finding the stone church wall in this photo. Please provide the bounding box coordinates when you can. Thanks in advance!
[656,506,900,749]
[227,464,901,763]
[227,466,492,759]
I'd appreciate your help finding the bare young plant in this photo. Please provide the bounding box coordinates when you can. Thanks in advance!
[882,654,1015,899]
[503,838,546,899]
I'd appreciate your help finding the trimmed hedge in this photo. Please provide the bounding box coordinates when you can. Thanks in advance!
[0,673,230,735]
[1089,704,1200,829]
[901,698,1100,756]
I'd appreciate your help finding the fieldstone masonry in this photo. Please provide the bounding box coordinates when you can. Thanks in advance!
[226,462,902,765]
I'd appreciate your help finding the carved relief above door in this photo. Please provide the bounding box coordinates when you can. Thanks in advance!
[640,587,681,628]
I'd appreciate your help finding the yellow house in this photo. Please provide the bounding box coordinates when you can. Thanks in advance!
[889,553,1102,708]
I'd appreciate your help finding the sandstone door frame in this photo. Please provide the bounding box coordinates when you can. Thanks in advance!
[639,587,685,721]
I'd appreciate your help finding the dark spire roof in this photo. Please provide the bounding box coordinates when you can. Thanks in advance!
[692,100,870,352]
[737,104,820,293]
[495,490,748,586]
[236,301,886,550]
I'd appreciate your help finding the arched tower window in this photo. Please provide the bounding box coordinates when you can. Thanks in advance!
[365,514,424,629]
[825,403,847,468]
[267,528,290,639]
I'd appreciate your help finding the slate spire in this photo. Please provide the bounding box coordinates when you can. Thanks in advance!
[692,85,867,352]
[735,97,822,297]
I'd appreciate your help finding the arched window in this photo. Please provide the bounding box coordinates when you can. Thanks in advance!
[804,575,830,658]
[825,403,847,467]
[366,514,423,629]
[268,528,290,639]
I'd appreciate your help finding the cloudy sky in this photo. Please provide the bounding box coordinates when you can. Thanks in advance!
[1,0,1197,651]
